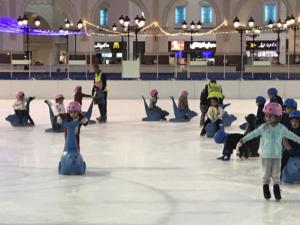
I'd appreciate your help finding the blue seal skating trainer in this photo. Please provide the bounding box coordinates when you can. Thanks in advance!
[58,120,86,175]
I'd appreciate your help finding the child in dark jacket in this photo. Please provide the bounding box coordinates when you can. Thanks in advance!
[267,88,283,106]
[256,96,266,126]
[74,86,92,105]
[200,88,209,126]
[282,110,300,172]
[281,98,297,128]
[215,114,260,161]
[238,114,260,158]
[215,130,243,161]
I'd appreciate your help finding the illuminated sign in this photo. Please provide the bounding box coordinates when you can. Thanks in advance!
[94,42,110,50]
[190,42,216,50]
[169,41,216,51]
[246,41,277,50]
[171,41,185,51]
[113,42,120,49]
[94,42,125,51]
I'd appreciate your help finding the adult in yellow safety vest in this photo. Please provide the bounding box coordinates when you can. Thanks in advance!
[206,80,223,104]
[92,64,108,123]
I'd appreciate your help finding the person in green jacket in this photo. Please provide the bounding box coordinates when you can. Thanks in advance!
[239,102,300,201]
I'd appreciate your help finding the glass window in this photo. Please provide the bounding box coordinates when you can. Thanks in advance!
[264,3,276,23]
[99,8,108,26]
[201,5,213,26]
[175,5,186,24]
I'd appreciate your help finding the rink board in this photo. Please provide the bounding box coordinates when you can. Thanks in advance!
[0,80,296,99]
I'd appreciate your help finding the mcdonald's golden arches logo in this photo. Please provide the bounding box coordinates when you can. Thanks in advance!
[113,42,120,49]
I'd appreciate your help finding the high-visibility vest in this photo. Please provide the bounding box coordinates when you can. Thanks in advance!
[94,72,101,82]
[94,72,108,92]
[207,83,223,99]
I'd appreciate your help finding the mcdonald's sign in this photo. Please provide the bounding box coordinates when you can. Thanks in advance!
[113,42,120,49]
[94,41,125,51]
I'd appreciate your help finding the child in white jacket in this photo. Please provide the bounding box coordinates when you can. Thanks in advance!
[201,97,224,136]
[13,91,34,125]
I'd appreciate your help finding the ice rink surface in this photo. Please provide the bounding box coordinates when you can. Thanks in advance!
[0,99,300,225]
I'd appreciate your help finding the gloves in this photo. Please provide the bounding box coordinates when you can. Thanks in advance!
[80,117,89,126]
[56,116,63,125]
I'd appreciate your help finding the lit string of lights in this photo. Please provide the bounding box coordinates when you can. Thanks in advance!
[0,17,82,36]
[83,20,121,35]
[0,17,286,37]
[84,19,292,37]
[83,19,231,37]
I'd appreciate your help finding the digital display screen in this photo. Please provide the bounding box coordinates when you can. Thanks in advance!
[202,51,213,59]
[101,53,113,58]
[171,41,185,51]
[246,51,278,58]
[175,51,185,58]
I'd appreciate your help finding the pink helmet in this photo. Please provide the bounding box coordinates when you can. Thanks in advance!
[95,83,102,90]
[263,102,283,116]
[74,86,82,93]
[181,90,189,97]
[150,89,158,97]
[55,94,64,101]
[16,91,25,101]
[67,101,81,112]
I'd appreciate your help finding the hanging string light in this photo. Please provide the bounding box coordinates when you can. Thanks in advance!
[83,19,228,37]
[0,16,283,38]
[0,17,82,36]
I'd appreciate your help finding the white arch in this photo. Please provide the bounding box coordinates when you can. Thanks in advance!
[233,0,292,23]
[19,0,78,23]
[90,0,150,25]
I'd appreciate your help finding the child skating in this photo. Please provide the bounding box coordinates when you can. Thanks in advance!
[238,102,300,201]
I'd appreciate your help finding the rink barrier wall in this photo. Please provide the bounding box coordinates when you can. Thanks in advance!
[2,72,300,80]
[0,80,298,99]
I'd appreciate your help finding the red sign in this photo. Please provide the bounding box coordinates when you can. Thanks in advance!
[171,41,185,51]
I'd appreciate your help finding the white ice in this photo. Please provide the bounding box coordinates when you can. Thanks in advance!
[0,99,299,225]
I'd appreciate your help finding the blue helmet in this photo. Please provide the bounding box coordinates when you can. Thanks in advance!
[214,130,228,144]
[267,88,278,96]
[283,98,298,109]
[256,96,266,105]
[289,110,300,119]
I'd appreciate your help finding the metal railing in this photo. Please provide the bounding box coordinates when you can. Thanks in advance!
[0,52,299,80]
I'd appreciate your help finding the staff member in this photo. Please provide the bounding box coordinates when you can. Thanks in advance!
[92,64,108,123]
[207,80,224,104]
